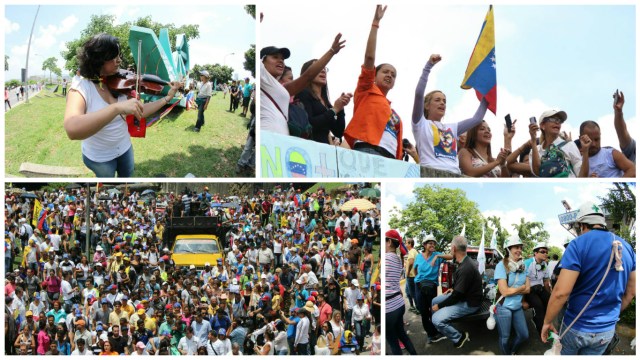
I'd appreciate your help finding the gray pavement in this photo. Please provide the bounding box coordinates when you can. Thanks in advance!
[387,294,635,355]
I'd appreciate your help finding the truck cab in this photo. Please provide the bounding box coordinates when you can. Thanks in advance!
[164,215,225,270]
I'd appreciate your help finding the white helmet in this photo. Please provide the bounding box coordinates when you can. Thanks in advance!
[504,235,523,251]
[532,242,548,252]
[422,233,437,245]
[576,202,606,227]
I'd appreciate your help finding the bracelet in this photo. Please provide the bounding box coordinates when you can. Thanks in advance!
[329,48,336,54]
[372,23,379,28]
[164,96,171,103]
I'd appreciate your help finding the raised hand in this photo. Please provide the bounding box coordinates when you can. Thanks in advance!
[504,119,517,139]
[528,122,539,142]
[429,54,442,65]
[331,33,346,54]
[333,92,353,112]
[613,90,625,111]
[579,134,592,153]
[373,5,387,23]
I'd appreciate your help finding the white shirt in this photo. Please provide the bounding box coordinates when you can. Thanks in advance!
[294,316,310,345]
[343,287,361,310]
[72,79,131,163]
[413,118,461,174]
[531,137,583,178]
[260,62,290,135]
[197,81,212,98]
[352,303,370,323]
[178,335,200,355]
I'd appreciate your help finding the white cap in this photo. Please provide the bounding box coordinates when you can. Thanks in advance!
[189,265,196,270]
[539,109,567,124]
[351,279,359,286]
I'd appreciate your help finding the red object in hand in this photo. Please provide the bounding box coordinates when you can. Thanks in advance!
[126,89,146,138]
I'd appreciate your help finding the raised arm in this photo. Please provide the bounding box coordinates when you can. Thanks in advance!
[613,91,633,150]
[457,98,489,135]
[364,5,387,69]
[284,34,345,97]
[413,54,441,124]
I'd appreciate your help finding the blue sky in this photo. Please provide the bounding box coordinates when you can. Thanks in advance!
[260,4,636,157]
[4,4,256,81]
[383,181,636,249]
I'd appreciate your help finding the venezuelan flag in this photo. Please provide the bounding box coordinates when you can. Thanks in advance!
[461,5,497,114]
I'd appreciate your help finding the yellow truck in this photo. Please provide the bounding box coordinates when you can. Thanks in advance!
[171,234,223,269]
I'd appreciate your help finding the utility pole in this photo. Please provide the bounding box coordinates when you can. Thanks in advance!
[24,5,41,104]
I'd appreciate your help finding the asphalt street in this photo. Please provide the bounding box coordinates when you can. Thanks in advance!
[387,295,635,356]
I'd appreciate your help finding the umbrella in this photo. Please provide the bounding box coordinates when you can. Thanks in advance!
[107,188,121,195]
[65,183,83,190]
[6,188,25,195]
[20,193,37,199]
[141,189,156,196]
[359,188,380,198]
[340,199,376,212]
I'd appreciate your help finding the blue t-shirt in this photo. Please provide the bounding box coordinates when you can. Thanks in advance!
[243,83,252,97]
[414,251,444,283]
[494,261,527,310]
[286,316,300,338]
[560,229,635,332]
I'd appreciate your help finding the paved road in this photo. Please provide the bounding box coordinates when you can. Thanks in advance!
[5,87,43,111]
[387,295,635,355]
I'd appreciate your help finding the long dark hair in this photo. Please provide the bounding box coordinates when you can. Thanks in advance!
[465,120,494,162]
[300,59,330,107]
[77,33,121,80]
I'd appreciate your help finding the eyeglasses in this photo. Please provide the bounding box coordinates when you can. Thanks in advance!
[538,250,548,254]
[543,117,563,124]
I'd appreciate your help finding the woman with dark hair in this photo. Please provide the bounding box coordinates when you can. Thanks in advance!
[344,5,403,160]
[260,35,345,135]
[385,229,417,355]
[295,60,352,144]
[459,120,514,177]
[64,33,182,177]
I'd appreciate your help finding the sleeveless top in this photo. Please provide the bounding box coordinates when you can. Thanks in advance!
[470,149,501,177]
[589,147,624,178]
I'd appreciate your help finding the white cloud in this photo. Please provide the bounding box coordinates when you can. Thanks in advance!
[4,17,20,33]
[553,186,569,194]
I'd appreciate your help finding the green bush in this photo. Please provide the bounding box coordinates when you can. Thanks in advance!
[619,298,635,326]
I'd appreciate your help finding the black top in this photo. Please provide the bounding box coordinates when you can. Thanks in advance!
[439,255,484,308]
[295,88,345,144]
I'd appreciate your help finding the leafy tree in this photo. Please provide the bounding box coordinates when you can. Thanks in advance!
[191,64,234,85]
[244,44,255,78]
[5,79,21,88]
[245,5,256,19]
[599,182,636,227]
[388,185,484,252]
[42,57,62,84]
[486,215,511,251]
[547,246,563,261]
[61,14,200,76]
[511,217,550,255]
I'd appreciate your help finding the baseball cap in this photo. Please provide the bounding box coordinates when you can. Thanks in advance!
[539,109,567,124]
[260,46,291,60]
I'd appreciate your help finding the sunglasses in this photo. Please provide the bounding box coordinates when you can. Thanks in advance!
[538,251,548,254]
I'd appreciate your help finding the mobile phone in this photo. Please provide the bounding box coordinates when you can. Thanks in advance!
[613,89,620,105]
[504,114,512,130]
[529,117,537,125]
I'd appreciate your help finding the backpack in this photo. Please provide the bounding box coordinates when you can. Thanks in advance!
[539,141,574,177]
[287,101,313,139]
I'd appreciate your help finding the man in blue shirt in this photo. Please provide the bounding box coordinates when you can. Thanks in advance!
[413,233,451,344]
[542,202,636,355]
[240,78,253,117]
[280,308,300,354]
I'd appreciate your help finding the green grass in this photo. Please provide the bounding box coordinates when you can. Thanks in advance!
[5,90,251,177]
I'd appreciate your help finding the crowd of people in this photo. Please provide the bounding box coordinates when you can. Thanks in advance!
[261,5,635,178]
[386,201,635,355]
[4,182,381,356]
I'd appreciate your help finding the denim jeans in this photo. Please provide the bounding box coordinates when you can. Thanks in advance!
[195,99,206,129]
[415,280,439,337]
[385,304,417,355]
[405,277,417,308]
[431,294,479,343]
[82,145,134,177]
[345,309,353,331]
[295,343,309,355]
[354,320,364,350]
[495,304,528,355]
[276,348,288,355]
[560,326,615,355]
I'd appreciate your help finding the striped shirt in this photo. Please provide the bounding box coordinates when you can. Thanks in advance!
[385,252,405,313]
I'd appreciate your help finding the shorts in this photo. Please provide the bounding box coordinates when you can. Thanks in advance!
[242,96,251,107]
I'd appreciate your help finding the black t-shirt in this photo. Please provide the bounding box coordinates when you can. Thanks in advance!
[450,256,484,308]
[109,334,129,354]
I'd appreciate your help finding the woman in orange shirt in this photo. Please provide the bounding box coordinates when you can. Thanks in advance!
[343,5,403,160]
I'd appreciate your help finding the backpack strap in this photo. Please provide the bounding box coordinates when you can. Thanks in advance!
[262,89,287,122]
